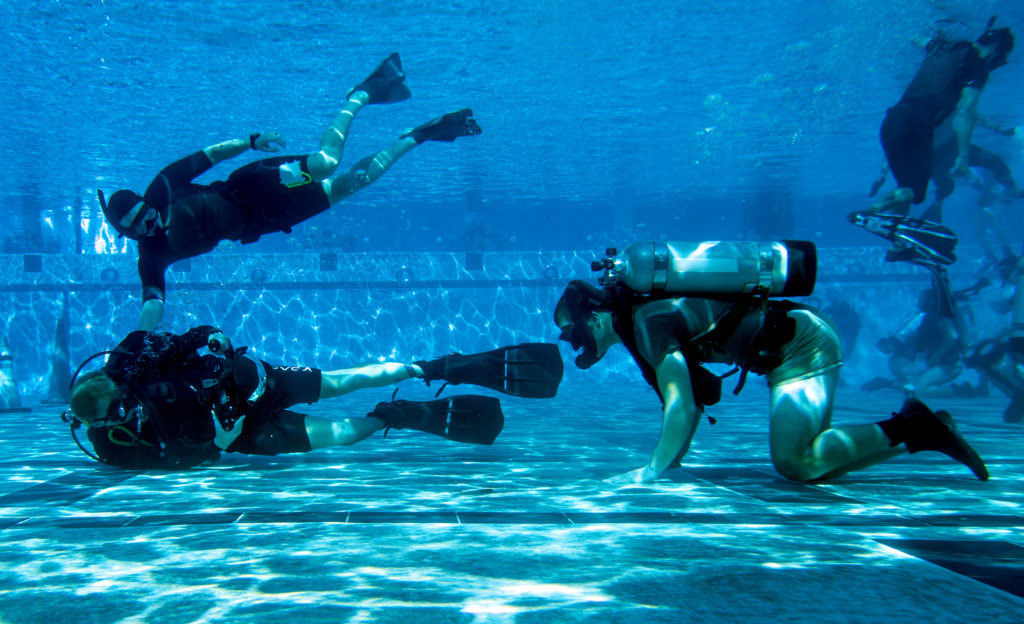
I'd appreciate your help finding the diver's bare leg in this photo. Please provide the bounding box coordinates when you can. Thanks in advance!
[769,369,904,482]
[321,138,419,204]
[305,415,385,449]
[319,362,422,399]
[307,92,370,182]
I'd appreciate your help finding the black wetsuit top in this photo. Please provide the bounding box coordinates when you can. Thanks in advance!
[87,326,320,468]
[136,150,331,302]
[137,152,245,302]
[631,298,765,372]
[898,39,989,125]
[87,326,226,469]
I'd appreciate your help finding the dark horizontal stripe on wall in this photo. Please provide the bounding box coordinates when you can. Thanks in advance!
[0,272,933,294]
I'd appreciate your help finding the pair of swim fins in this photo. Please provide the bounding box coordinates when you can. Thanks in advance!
[416,343,564,399]
[349,54,482,142]
[367,395,504,445]
[848,210,958,266]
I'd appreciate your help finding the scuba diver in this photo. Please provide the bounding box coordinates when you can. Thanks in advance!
[963,248,1024,423]
[862,268,973,397]
[65,327,562,469]
[870,118,1022,224]
[554,240,989,484]
[98,53,482,331]
[872,18,1014,218]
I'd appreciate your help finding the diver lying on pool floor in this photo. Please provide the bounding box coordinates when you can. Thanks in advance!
[555,240,989,484]
[65,326,561,469]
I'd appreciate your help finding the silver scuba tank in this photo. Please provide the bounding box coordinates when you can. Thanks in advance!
[591,240,816,297]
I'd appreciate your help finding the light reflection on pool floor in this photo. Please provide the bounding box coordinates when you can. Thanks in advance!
[1,385,1022,623]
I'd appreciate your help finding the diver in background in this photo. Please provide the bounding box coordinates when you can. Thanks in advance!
[963,248,1024,423]
[872,20,1014,218]
[66,327,561,469]
[870,117,1022,224]
[863,272,972,397]
[99,53,482,331]
[554,278,989,484]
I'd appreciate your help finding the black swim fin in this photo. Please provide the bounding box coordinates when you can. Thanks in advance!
[349,52,411,105]
[367,395,504,445]
[400,108,482,143]
[848,211,958,266]
[878,398,989,480]
[416,343,564,399]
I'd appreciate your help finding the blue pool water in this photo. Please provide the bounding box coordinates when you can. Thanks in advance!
[2,0,1024,621]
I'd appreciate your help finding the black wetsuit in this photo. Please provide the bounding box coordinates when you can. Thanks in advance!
[880,39,989,205]
[138,151,330,303]
[89,327,322,469]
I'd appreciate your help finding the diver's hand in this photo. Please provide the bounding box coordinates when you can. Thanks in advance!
[213,412,246,450]
[208,333,233,355]
[251,131,286,152]
[605,465,660,485]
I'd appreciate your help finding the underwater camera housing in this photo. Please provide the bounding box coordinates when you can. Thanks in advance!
[591,240,817,297]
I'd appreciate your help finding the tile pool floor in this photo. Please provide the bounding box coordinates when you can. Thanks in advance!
[1,383,1022,623]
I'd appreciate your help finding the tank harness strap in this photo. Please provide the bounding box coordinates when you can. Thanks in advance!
[203,348,257,432]
[119,376,182,464]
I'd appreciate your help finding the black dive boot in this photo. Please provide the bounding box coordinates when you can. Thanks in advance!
[400,108,482,143]
[877,398,989,480]
[348,52,411,104]
[367,395,504,445]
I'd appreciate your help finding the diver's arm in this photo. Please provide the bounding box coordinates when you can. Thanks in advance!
[974,113,1017,137]
[951,87,982,176]
[201,132,286,166]
[608,351,700,484]
[645,352,701,478]
[138,299,164,332]
[870,161,890,197]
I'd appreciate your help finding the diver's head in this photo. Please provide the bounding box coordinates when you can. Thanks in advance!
[555,280,615,369]
[977,26,1014,69]
[68,370,125,428]
[100,189,162,239]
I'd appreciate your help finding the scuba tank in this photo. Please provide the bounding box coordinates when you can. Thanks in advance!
[591,240,816,297]
[877,311,925,355]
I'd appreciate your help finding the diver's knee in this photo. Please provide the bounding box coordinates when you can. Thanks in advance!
[308,152,339,182]
[774,462,818,482]
[772,455,819,482]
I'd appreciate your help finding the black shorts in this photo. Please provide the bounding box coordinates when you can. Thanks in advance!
[224,155,332,244]
[226,358,322,456]
[880,103,936,205]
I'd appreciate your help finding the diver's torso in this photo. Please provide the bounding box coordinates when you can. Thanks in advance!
[631,297,766,367]
[900,40,987,123]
